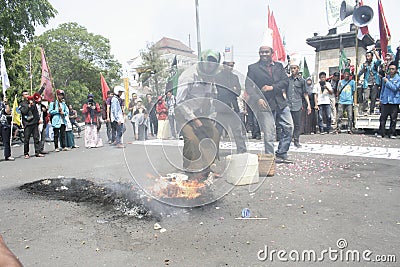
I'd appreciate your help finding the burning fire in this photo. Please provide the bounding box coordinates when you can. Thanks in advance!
[150,173,213,199]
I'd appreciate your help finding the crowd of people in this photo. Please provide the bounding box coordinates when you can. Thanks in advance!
[1,44,399,166]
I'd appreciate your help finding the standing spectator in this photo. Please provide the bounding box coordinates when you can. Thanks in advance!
[303,77,318,134]
[110,87,125,148]
[0,94,14,160]
[49,90,69,152]
[68,104,81,137]
[329,72,340,126]
[165,90,177,139]
[82,93,103,148]
[32,93,49,154]
[314,72,333,134]
[128,93,138,137]
[377,62,400,138]
[357,48,381,114]
[337,70,356,133]
[287,60,311,147]
[65,112,79,149]
[215,60,247,153]
[132,98,148,140]
[19,90,45,158]
[245,44,293,163]
[156,96,170,139]
[145,94,158,137]
[103,90,113,143]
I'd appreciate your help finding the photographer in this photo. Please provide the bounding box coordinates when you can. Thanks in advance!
[82,93,102,148]
[313,72,333,134]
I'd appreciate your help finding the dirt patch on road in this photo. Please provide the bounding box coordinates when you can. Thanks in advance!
[19,178,154,220]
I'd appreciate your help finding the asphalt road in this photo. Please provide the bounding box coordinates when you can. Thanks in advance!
[0,126,399,266]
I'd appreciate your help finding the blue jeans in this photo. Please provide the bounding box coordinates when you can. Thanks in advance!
[257,106,293,159]
[112,121,124,144]
[318,104,332,132]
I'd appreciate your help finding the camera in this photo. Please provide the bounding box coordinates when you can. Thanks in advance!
[378,69,386,77]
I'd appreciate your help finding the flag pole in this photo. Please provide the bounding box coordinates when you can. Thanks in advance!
[29,50,33,95]
[354,0,360,106]
[195,0,202,60]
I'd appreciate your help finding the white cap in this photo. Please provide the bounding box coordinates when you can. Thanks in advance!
[289,52,302,67]
[223,46,234,63]
[261,28,273,48]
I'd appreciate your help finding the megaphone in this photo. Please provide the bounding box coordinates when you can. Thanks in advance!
[353,6,374,27]
[340,1,354,21]
[340,0,374,27]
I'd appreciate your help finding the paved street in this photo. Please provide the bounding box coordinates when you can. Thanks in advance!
[0,126,399,266]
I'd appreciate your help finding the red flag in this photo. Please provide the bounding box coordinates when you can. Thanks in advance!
[357,0,369,40]
[378,0,391,58]
[268,7,286,62]
[40,48,54,102]
[100,73,110,101]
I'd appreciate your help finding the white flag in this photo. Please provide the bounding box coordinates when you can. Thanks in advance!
[0,46,10,96]
[326,0,353,29]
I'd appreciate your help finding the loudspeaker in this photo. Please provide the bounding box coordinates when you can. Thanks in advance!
[340,1,354,21]
[353,6,374,27]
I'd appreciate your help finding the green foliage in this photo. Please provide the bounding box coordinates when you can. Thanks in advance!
[0,0,57,49]
[139,43,168,96]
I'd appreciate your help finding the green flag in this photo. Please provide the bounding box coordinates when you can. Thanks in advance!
[302,57,310,79]
[339,49,348,72]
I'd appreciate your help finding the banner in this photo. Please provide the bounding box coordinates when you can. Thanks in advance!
[100,73,110,101]
[0,46,10,96]
[378,0,391,58]
[302,57,310,79]
[12,95,21,126]
[326,0,353,29]
[41,48,54,102]
[268,7,286,62]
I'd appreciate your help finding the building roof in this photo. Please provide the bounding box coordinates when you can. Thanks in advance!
[154,37,196,57]
[306,30,374,52]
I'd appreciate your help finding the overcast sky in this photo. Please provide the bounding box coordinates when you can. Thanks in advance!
[36,0,399,76]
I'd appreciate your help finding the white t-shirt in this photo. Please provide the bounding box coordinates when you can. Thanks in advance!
[313,82,333,105]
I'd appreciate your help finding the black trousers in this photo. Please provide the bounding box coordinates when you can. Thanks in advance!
[247,106,260,138]
[24,124,40,155]
[1,125,11,159]
[379,104,399,137]
[53,124,66,149]
[290,110,302,143]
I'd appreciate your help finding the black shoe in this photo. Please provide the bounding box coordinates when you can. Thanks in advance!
[275,156,294,164]
[294,142,302,148]
[39,151,49,154]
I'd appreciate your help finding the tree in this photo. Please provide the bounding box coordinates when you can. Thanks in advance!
[139,43,168,96]
[0,0,57,49]
[18,23,122,107]
[0,0,57,100]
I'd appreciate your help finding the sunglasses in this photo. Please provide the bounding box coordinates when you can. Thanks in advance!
[259,50,270,54]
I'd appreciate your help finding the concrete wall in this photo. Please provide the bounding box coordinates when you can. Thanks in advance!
[313,46,368,81]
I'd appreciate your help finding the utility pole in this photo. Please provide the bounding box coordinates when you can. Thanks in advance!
[195,0,202,60]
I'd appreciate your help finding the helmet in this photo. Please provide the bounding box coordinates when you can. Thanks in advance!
[198,49,221,77]
[114,86,125,94]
